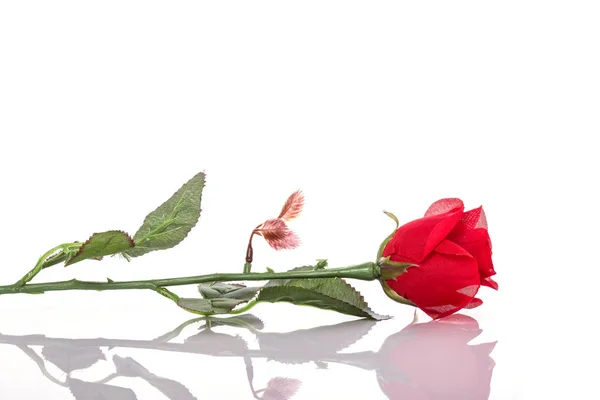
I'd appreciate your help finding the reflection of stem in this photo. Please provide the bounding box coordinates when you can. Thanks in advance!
[16,345,68,387]
[205,316,261,334]
[0,316,385,392]
[244,355,262,399]
[93,372,118,385]
[151,317,205,343]
[317,351,378,371]
[0,334,377,372]
[411,308,419,324]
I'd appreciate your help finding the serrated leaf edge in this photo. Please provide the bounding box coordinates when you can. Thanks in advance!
[127,172,205,257]
[65,230,135,266]
[258,278,389,321]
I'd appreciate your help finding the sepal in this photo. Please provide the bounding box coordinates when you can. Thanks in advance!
[376,211,400,260]
[378,256,418,280]
[379,280,415,307]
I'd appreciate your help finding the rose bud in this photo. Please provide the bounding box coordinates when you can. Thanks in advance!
[378,199,497,319]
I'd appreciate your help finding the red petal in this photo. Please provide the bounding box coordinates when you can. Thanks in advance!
[435,239,474,257]
[448,224,495,282]
[386,240,480,319]
[464,298,483,309]
[481,276,499,290]
[424,198,464,217]
[459,206,488,230]
[383,199,464,263]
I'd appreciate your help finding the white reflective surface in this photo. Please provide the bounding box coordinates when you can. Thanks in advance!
[1,1,598,398]
[0,307,502,400]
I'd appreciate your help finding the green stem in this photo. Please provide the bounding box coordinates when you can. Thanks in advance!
[0,262,379,296]
[41,253,67,269]
[243,262,252,274]
[227,299,259,315]
[154,287,180,303]
[14,243,82,287]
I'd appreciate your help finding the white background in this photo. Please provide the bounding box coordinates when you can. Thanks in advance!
[0,1,598,399]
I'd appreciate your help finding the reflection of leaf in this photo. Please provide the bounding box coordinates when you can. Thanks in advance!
[126,172,205,258]
[184,329,249,356]
[65,231,134,266]
[42,345,105,373]
[112,356,197,400]
[257,265,388,320]
[206,314,265,331]
[258,319,377,364]
[198,282,260,301]
[68,378,137,400]
[261,377,302,400]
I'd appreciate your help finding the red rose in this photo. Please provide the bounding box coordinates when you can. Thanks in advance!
[376,314,496,400]
[381,198,497,319]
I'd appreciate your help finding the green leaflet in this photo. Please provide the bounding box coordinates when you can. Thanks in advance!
[256,265,389,320]
[177,298,248,315]
[126,172,205,258]
[178,283,261,316]
[198,282,260,301]
[64,231,135,266]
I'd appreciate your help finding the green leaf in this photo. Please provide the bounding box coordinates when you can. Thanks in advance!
[178,283,260,316]
[256,265,389,320]
[64,231,135,266]
[198,282,260,301]
[125,172,206,258]
[177,298,248,315]
[42,252,68,269]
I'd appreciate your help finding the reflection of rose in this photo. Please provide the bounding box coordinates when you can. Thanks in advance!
[376,314,496,400]
[0,315,496,400]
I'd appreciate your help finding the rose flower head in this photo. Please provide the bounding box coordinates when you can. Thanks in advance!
[379,198,496,319]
